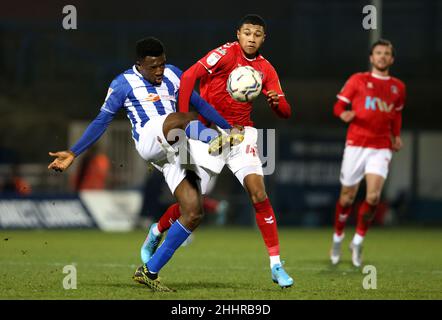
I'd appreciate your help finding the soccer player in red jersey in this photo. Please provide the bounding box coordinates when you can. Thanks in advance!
[142,14,294,288]
[330,39,406,267]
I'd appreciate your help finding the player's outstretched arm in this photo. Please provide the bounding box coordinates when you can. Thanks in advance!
[70,110,114,155]
[48,151,76,172]
[48,110,114,172]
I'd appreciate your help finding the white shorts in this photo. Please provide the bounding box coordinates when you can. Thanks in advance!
[135,114,177,163]
[151,157,216,195]
[187,126,263,186]
[226,126,263,185]
[136,114,214,195]
[340,146,393,186]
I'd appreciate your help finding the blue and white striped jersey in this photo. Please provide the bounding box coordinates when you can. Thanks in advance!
[101,64,183,142]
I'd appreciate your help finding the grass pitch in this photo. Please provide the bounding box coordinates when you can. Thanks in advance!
[0,227,441,299]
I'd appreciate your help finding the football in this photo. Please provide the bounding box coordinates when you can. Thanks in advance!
[227,66,263,102]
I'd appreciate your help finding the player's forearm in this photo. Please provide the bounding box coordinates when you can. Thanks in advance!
[271,95,291,119]
[178,63,206,113]
[333,99,348,117]
[392,112,402,137]
[70,111,114,156]
[190,92,231,129]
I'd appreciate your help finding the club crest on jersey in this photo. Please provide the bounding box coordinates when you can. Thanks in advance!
[367,82,374,89]
[365,96,394,112]
[391,85,398,94]
[144,93,160,102]
[206,52,221,66]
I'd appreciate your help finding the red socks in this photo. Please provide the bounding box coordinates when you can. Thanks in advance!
[254,198,280,256]
[156,198,282,258]
[334,201,352,236]
[356,200,377,236]
[157,203,181,233]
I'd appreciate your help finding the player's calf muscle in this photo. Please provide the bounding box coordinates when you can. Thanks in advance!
[174,180,203,230]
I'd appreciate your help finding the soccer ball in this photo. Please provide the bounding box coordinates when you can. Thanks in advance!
[227,66,262,102]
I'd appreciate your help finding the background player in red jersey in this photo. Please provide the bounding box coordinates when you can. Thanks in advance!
[141,14,294,288]
[330,39,406,267]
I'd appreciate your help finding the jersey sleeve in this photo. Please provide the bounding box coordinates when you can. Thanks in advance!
[392,112,402,137]
[333,99,349,117]
[197,43,236,74]
[392,82,406,136]
[100,78,127,114]
[336,74,359,104]
[69,110,115,156]
[261,64,285,96]
[261,64,291,118]
[395,82,406,112]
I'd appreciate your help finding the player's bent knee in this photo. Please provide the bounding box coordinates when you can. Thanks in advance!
[181,207,204,228]
[339,194,355,207]
[250,190,267,204]
[182,112,198,125]
[366,192,380,205]
[179,195,203,227]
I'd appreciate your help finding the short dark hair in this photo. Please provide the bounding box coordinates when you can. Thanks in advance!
[370,39,395,57]
[237,14,266,32]
[136,37,164,59]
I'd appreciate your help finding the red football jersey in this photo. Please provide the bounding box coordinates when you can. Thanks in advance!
[336,72,406,149]
[197,42,285,126]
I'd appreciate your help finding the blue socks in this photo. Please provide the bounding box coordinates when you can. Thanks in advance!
[147,220,192,273]
[185,120,219,143]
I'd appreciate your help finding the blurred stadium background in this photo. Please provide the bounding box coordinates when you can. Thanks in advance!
[1,0,441,230]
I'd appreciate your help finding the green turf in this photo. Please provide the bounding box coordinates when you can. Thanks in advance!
[0,227,441,299]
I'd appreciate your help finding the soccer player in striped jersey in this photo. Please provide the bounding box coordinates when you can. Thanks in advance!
[48,37,240,291]
[330,39,406,267]
[141,15,294,288]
